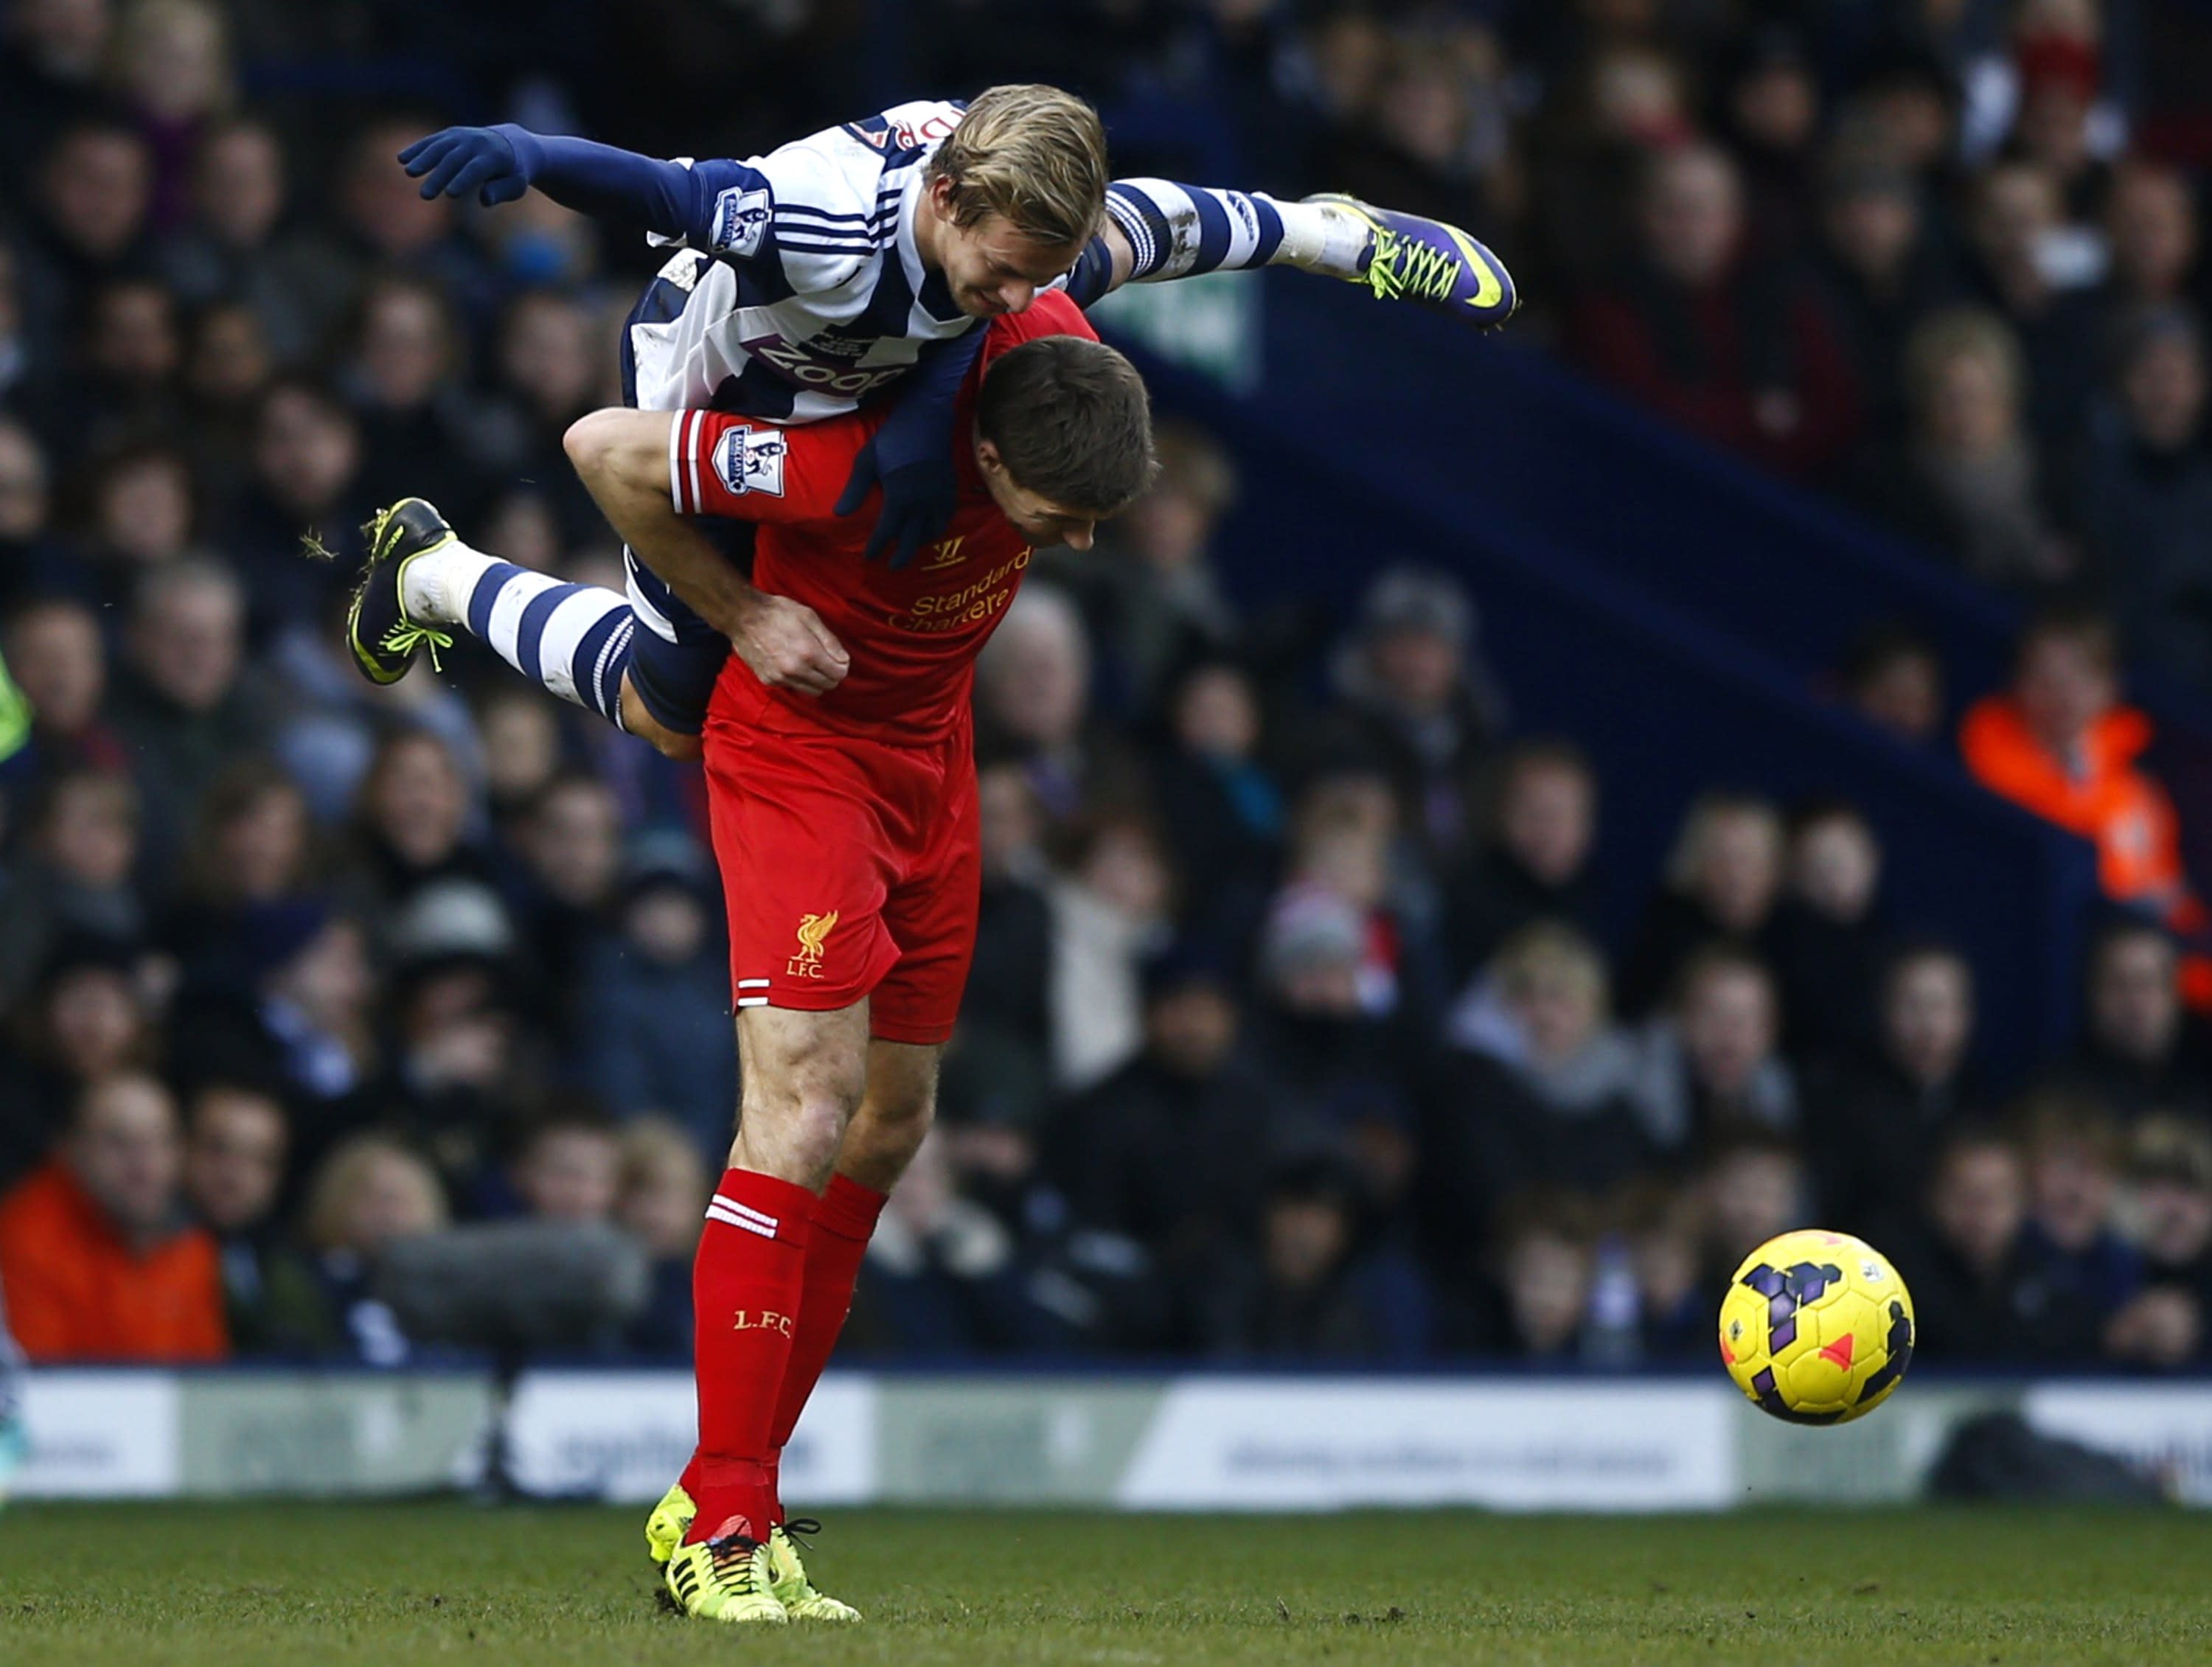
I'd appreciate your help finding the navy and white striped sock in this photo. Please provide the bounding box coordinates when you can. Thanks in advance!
[403,543,633,728]
[1098,180,1368,286]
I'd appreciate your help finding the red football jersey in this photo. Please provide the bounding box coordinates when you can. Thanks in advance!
[678,290,1093,745]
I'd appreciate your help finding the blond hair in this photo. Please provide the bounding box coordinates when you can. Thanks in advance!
[1493,921,1611,1019]
[303,1135,448,1254]
[928,84,1109,248]
[1904,307,2027,420]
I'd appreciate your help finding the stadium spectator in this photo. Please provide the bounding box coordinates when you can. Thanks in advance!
[18,122,154,349]
[1430,922,1653,1226]
[1860,306,2076,586]
[846,1130,1045,1356]
[167,900,374,1127]
[975,584,1138,826]
[0,0,116,196]
[1812,154,1958,430]
[0,421,65,607]
[1767,799,1889,1061]
[158,116,332,360]
[511,1114,620,1226]
[1699,1135,1810,1287]
[1635,945,1798,1156]
[80,437,195,580]
[182,1079,333,1355]
[1960,601,2197,925]
[0,1071,227,1361]
[962,762,1054,1078]
[577,838,735,1162]
[0,938,154,1186]
[1066,422,1240,714]
[337,728,485,942]
[1480,1197,1594,1360]
[1201,1152,1423,1362]
[111,559,263,874]
[161,757,316,974]
[1147,658,1282,950]
[1045,810,1174,1093]
[1809,942,1983,1236]
[1049,947,1277,1330]
[226,377,367,633]
[341,274,484,517]
[2052,919,2212,1124]
[1,595,119,781]
[107,0,234,234]
[1905,1126,2103,1363]
[2100,159,2204,321]
[1572,143,1861,478]
[0,768,142,998]
[613,1118,706,1357]
[2017,1091,2144,1334]
[1959,159,2104,449]
[1248,877,1418,1208]
[1620,790,1785,1016]
[301,1133,448,1366]
[1443,738,1602,986]
[2069,308,2212,694]
[1839,621,1949,745]
[1322,565,1501,869]
[2104,1116,2212,1367]
[502,770,622,1025]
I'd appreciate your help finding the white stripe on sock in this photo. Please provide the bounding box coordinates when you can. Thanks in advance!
[482,566,566,668]
[535,587,626,704]
[711,1195,779,1228]
[704,1204,777,1239]
[668,411,687,512]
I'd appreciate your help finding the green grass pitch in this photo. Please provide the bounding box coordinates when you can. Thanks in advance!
[4,1501,2210,1666]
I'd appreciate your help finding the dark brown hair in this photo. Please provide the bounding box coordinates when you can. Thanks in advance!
[975,335,1157,517]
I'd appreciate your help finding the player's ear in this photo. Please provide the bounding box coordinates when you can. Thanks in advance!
[925,173,958,222]
[974,436,1004,476]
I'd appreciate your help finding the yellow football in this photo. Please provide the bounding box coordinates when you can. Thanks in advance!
[1718,1228,1916,1424]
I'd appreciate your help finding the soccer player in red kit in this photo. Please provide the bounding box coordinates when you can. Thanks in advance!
[349,290,1154,1623]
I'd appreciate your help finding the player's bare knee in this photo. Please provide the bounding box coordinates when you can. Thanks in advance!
[736,1085,855,1186]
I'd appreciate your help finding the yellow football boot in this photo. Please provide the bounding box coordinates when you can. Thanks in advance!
[766,1520,862,1623]
[643,1480,695,1566]
[663,1525,786,1625]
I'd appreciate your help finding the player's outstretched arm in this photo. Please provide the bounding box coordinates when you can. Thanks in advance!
[564,411,849,697]
[400,125,705,236]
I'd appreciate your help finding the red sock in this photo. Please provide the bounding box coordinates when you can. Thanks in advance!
[684,1168,815,1545]
[766,1173,888,1508]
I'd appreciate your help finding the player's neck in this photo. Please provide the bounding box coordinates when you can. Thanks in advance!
[911,196,945,276]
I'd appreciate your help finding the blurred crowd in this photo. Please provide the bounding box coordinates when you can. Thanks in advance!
[2,0,2212,1376]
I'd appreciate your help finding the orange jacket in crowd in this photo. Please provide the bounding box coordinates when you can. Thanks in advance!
[0,1160,229,1363]
[1958,694,2197,920]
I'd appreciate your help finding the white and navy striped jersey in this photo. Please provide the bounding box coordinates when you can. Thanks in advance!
[623,99,984,424]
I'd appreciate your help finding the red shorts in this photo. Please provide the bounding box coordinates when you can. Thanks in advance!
[700,708,979,1047]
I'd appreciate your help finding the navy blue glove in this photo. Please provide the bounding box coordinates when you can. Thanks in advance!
[833,333,986,570]
[398,125,540,206]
